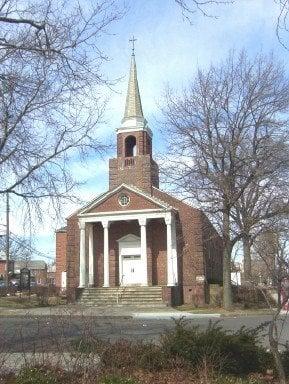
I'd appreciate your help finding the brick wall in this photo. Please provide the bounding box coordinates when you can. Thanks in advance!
[109,156,159,193]
[110,127,159,193]
[201,213,223,284]
[152,187,223,305]
[66,215,80,299]
[87,188,159,213]
[117,131,151,157]
[55,229,67,287]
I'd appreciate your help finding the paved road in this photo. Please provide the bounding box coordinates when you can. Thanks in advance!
[0,314,288,352]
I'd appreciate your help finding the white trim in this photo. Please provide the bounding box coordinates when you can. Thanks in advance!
[79,210,173,225]
[78,184,172,215]
[81,208,168,217]
[116,127,153,137]
[118,234,145,286]
[88,224,94,287]
[139,218,148,286]
[117,234,140,243]
[166,212,178,286]
[79,223,86,288]
[102,221,110,287]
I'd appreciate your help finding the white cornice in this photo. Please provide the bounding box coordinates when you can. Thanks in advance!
[116,126,153,137]
[78,183,174,216]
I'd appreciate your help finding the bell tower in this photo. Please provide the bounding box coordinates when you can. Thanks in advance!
[109,41,159,194]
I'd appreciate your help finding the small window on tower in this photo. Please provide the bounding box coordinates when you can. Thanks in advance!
[125,135,137,157]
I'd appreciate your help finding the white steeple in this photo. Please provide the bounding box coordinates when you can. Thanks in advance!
[117,38,152,137]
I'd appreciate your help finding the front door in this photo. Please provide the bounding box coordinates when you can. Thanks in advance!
[122,255,142,286]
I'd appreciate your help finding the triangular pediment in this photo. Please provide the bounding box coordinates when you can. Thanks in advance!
[117,234,140,243]
[78,184,171,216]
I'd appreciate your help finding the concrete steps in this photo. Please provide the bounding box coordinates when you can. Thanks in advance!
[78,286,165,307]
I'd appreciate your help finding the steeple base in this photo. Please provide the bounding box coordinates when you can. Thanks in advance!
[109,155,159,193]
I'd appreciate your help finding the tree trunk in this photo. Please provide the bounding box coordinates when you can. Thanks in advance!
[243,235,252,283]
[223,208,233,310]
[269,318,286,384]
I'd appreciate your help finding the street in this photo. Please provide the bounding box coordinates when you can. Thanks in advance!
[0,314,288,352]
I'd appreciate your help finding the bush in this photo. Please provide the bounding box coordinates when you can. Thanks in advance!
[100,340,169,371]
[281,345,289,378]
[100,376,138,384]
[160,320,271,375]
[71,336,104,354]
[16,367,60,384]
[214,375,265,384]
[72,337,186,372]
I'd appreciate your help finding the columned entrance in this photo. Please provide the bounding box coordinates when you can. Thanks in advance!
[77,209,178,288]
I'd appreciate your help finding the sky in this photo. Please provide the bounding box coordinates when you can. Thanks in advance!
[1,0,288,262]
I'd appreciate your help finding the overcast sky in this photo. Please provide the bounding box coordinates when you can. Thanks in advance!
[1,0,288,261]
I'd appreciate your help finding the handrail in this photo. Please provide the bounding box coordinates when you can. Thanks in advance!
[116,275,125,305]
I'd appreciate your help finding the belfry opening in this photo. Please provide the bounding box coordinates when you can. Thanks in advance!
[125,135,137,157]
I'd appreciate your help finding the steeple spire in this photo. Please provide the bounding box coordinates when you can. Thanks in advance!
[118,38,152,138]
[123,38,144,121]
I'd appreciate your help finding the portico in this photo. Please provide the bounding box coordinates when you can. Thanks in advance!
[77,208,178,289]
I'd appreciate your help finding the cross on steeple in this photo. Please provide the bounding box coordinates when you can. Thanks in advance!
[129,36,137,55]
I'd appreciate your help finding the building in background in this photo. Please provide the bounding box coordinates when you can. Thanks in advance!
[47,263,56,286]
[0,257,14,281]
[14,260,47,286]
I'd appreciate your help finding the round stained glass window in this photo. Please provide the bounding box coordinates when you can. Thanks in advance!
[118,194,130,207]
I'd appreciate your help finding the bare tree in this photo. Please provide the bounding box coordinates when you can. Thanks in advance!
[174,0,234,18]
[175,0,289,50]
[161,52,289,309]
[253,226,289,384]
[232,144,289,282]
[276,0,289,49]
[0,233,33,262]
[0,0,122,219]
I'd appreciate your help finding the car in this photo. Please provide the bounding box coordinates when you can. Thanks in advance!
[0,281,6,288]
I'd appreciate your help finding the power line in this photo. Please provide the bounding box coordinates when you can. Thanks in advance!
[9,232,55,261]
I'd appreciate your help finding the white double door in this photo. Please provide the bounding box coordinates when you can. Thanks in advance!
[122,254,142,286]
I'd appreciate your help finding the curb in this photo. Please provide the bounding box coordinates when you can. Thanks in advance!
[132,312,221,319]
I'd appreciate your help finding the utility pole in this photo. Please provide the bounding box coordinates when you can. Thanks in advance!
[5,192,9,287]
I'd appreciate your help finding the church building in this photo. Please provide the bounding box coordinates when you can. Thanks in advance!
[55,48,223,306]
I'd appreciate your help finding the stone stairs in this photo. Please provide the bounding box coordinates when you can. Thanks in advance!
[78,286,165,307]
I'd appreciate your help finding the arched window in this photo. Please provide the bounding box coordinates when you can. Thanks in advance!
[125,135,137,157]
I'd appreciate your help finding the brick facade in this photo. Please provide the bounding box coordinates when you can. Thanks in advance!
[109,130,159,193]
[58,184,223,305]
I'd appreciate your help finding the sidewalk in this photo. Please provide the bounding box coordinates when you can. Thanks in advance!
[0,304,221,319]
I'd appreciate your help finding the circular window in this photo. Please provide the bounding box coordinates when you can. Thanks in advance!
[118,194,130,207]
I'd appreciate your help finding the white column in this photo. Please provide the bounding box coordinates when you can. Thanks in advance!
[78,220,86,288]
[139,217,148,286]
[165,212,178,286]
[171,215,178,285]
[88,224,94,287]
[102,220,110,287]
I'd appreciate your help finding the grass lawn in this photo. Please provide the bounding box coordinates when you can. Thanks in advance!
[0,295,66,309]
[175,304,275,316]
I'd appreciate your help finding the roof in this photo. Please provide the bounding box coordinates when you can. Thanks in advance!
[14,260,47,270]
[123,54,144,121]
[55,226,67,233]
